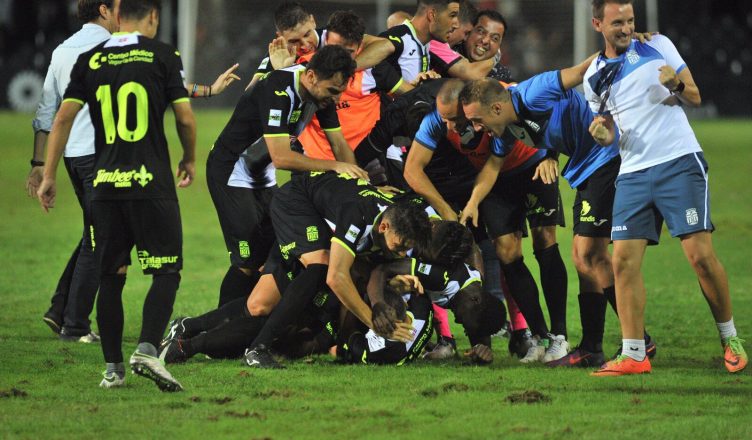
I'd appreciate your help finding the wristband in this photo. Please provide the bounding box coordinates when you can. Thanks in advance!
[191,83,199,98]
[31,159,44,167]
[671,80,685,94]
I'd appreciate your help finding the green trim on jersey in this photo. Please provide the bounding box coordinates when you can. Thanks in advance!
[63,98,85,105]
[172,97,190,104]
[389,78,404,95]
[331,237,356,257]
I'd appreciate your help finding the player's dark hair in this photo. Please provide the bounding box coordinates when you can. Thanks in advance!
[382,286,408,321]
[307,45,356,82]
[78,0,114,22]
[416,0,460,15]
[453,285,506,344]
[459,78,509,107]
[119,0,161,21]
[383,200,432,254]
[423,220,473,270]
[326,11,365,46]
[275,2,312,32]
[592,0,633,20]
[458,0,479,26]
[474,9,508,35]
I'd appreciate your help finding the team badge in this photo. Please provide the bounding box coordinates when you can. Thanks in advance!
[417,262,432,275]
[268,109,282,127]
[345,225,361,243]
[627,49,640,64]
[686,208,699,225]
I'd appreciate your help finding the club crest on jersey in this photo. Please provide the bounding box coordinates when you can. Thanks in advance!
[626,49,640,64]
[417,262,432,275]
[345,225,361,243]
[268,109,282,127]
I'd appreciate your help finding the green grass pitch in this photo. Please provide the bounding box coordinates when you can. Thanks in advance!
[0,110,750,439]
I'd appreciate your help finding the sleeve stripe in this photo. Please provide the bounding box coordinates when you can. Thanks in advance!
[172,97,190,104]
[331,237,356,257]
[676,63,687,74]
[263,133,290,138]
[389,78,404,94]
[461,277,481,290]
[410,258,417,276]
[322,127,341,132]
[62,98,84,105]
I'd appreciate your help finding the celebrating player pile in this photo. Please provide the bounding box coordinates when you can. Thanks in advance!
[30,0,745,391]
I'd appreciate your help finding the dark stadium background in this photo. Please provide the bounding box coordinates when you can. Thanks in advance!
[1,0,749,115]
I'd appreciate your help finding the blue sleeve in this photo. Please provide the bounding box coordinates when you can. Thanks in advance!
[491,133,513,157]
[516,70,565,113]
[413,109,446,151]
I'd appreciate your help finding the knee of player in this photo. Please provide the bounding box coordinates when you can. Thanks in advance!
[611,252,641,276]
[246,297,274,316]
[493,241,522,264]
[685,252,719,278]
[530,227,557,250]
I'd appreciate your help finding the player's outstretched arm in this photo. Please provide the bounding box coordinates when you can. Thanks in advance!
[355,37,396,71]
[37,101,82,211]
[404,141,457,221]
[266,135,369,180]
[327,241,373,329]
[172,101,196,187]
[325,129,357,165]
[447,55,496,80]
[186,63,241,98]
[460,154,504,227]
[560,52,599,90]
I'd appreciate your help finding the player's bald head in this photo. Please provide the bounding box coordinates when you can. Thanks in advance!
[437,79,466,106]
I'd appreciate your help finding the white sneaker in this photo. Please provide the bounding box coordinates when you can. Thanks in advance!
[542,334,570,363]
[129,351,183,392]
[99,371,125,389]
[519,336,546,364]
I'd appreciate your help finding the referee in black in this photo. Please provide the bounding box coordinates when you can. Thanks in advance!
[38,0,195,392]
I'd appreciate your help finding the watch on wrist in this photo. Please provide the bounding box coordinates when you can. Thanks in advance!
[30,159,45,167]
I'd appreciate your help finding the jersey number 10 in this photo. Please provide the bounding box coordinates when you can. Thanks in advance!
[96,82,149,144]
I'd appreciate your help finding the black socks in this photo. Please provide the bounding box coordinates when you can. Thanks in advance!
[535,244,568,337]
[578,292,607,353]
[97,273,127,363]
[139,272,180,348]
[500,257,549,338]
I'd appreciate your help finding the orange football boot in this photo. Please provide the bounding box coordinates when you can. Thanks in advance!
[591,355,651,376]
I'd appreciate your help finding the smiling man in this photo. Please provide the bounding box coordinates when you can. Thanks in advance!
[585,0,746,376]
[356,0,460,83]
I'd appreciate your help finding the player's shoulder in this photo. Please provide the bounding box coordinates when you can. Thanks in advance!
[380,23,410,40]
[641,33,673,48]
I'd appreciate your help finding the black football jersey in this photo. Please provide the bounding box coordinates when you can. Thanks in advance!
[214,64,340,157]
[64,32,189,200]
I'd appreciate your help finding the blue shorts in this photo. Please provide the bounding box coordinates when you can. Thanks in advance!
[611,152,714,244]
